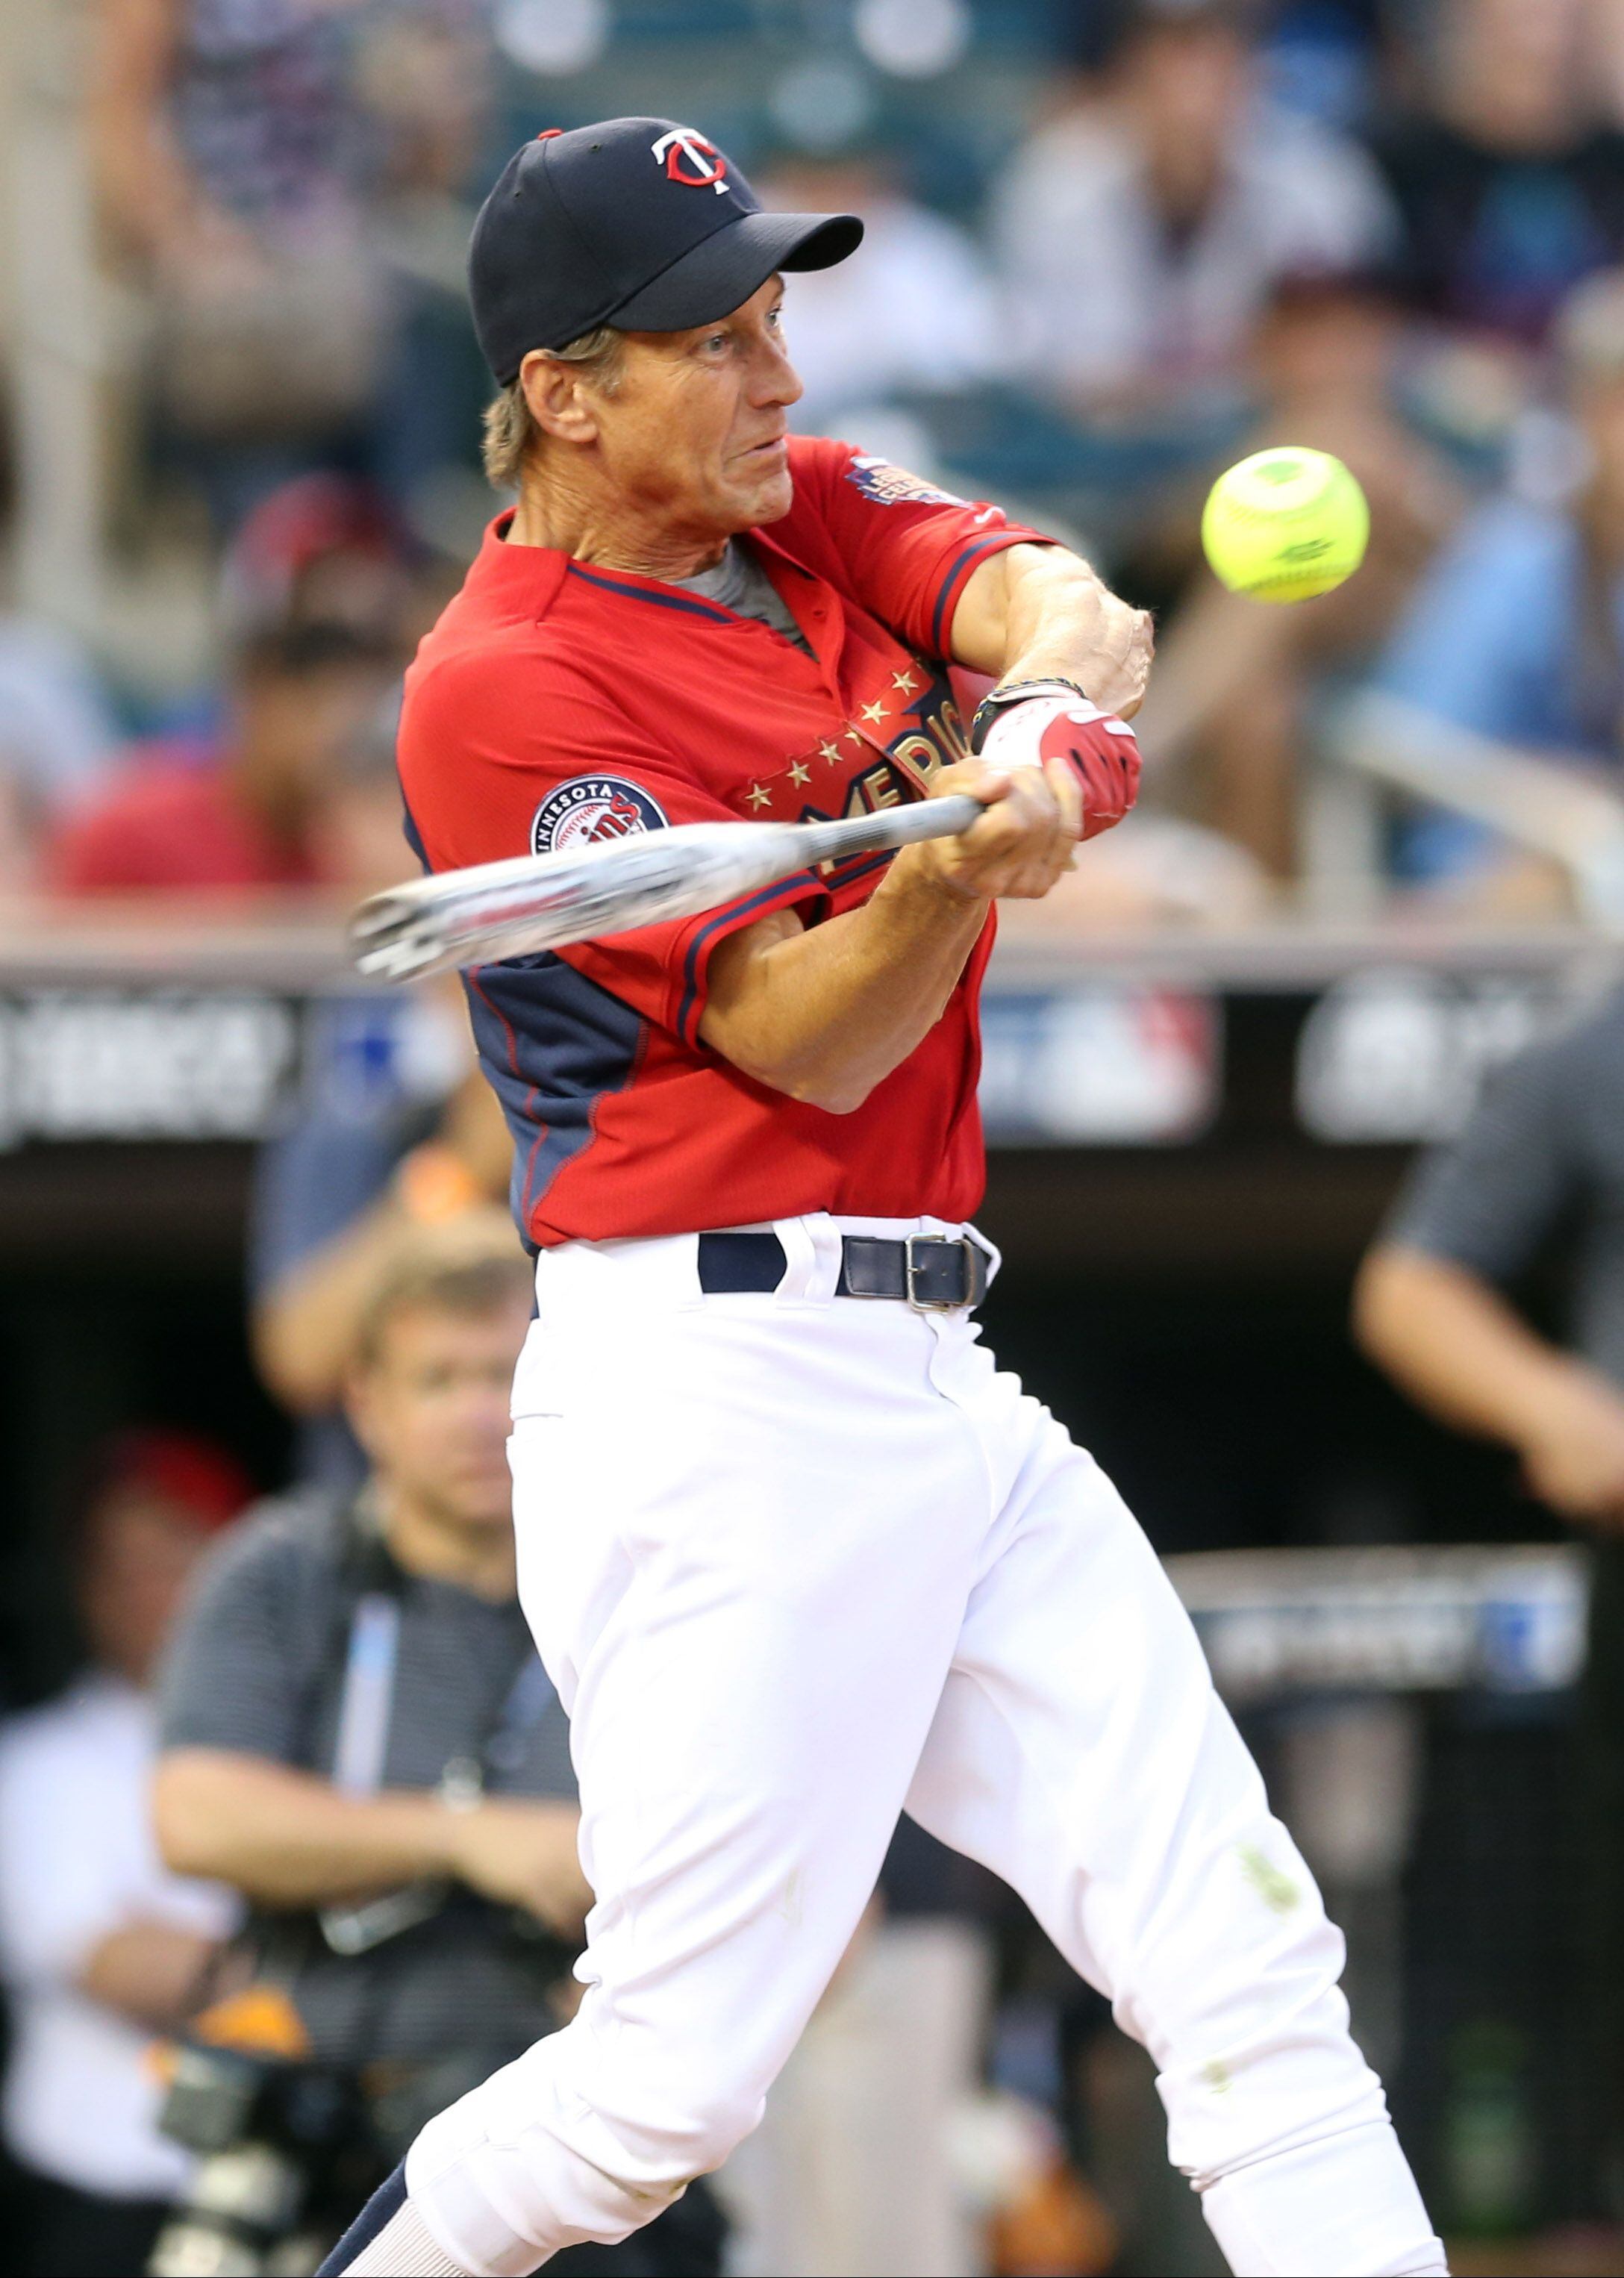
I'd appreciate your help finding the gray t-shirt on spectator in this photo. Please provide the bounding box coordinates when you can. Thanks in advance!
[1387,984,1624,1382]
[157,1494,576,2065]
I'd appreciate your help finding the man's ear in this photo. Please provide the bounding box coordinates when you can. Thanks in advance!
[342,1366,381,1461]
[520,351,602,446]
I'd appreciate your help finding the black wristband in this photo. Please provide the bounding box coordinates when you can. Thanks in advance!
[969,676,1094,755]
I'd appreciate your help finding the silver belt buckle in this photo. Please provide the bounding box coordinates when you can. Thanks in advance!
[905,1232,969,1311]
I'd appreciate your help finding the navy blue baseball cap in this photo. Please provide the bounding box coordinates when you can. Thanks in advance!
[469,118,864,385]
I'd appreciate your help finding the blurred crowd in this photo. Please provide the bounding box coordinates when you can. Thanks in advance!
[4,0,1624,918]
[14,1,1624,2273]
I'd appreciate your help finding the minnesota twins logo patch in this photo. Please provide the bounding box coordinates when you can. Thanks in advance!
[843,455,972,510]
[531,776,668,855]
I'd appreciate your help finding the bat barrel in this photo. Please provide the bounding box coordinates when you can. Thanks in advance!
[349,793,991,981]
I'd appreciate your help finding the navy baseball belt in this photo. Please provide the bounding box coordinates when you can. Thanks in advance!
[696,1230,989,1311]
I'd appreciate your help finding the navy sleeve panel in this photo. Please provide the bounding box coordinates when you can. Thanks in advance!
[463,954,646,1235]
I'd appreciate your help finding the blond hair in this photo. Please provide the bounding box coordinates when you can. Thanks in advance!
[352,1216,531,1370]
[481,326,626,490]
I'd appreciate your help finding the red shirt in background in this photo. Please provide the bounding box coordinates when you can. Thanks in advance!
[51,745,317,893]
[399,435,1049,1249]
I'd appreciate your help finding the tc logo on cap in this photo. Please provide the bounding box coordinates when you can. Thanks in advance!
[651,127,729,193]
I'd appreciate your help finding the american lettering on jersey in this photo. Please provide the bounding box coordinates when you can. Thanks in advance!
[531,775,668,855]
[746,668,974,887]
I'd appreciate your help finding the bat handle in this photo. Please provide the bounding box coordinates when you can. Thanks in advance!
[864,792,987,848]
[801,791,987,870]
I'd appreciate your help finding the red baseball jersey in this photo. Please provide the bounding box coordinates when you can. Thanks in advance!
[398,435,1049,1247]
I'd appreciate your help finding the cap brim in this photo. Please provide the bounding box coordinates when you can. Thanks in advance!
[608,209,863,333]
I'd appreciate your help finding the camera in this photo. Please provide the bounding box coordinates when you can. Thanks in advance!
[148,2041,365,2277]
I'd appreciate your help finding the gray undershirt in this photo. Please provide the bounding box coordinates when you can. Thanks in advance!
[672,540,812,652]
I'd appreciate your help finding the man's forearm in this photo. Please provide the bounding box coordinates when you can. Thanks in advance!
[951,543,1153,720]
[1353,1246,1580,1446]
[700,855,987,1114]
[154,1750,456,1906]
[76,1920,219,2034]
[253,1193,425,1414]
[90,0,206,263]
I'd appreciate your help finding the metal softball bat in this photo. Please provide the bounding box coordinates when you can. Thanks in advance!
[350,793,987,981]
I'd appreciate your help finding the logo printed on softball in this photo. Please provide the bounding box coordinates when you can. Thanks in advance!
[531,776,668,855]
[650,127,729,193]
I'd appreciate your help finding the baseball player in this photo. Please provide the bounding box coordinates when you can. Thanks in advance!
[319,119,1445,2278]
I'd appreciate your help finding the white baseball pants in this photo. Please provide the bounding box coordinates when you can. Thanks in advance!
[406,1215,1446,2278]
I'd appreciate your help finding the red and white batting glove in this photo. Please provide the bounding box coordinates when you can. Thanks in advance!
[971,679,1141,841]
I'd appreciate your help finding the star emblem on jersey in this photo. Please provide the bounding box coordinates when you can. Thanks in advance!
[787,760,811,786]
[892,671,919,696]
[860,700,887,724]
[531,774,668,855]
[819,741,843,765]
[650,127,731,193]
[746,783,772,810]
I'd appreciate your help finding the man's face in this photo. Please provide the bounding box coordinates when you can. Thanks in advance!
[1440,0,1589,151]
[81,1494,217,1687]
[231,662,396,835]
[1131,22,1250,149]
[347,1297,531,1535]
[582,276,804,537]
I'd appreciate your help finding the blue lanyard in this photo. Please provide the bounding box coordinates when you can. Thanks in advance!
[330,1588,557,1797]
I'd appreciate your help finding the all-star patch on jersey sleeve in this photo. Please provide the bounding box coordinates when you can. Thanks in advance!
[396,447,1052,1249]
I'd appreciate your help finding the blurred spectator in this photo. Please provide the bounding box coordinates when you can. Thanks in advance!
[88,0,493,528]
[988,0,1394,419]
[0,415,122,890]
[0,619,122,893]
[1134,266,1466,876]
[219,470,442,653]
[0,1430,246,2277]
[1259,0,1387,130]
[252,1038,512,1482]
[1370,0,1624,367]
[250,691,511,1481]
[757,151,1003,431]
[50,620,399,893]
[1352,981,1624,2212]
[151,1226,723,2272]
[1372,264,1624,898]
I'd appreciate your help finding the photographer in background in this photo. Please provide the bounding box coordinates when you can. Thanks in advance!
[152,1223,722,2274]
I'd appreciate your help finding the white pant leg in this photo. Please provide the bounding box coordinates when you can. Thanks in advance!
[903,1322,1445,2278]
[406,1235,994,2275]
